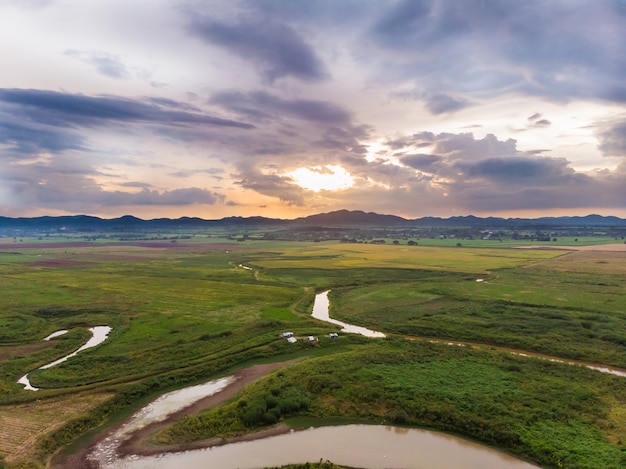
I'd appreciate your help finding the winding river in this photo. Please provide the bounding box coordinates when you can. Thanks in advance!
[79,290,624,468]
[312,290,626,378]
[311,290,385,338]
[18,326,112,391]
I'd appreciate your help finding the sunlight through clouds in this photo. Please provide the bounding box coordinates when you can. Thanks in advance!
[287,165,354,192]
[1,0,625,218]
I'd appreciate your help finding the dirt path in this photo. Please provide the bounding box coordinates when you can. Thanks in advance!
[56,359,300,469]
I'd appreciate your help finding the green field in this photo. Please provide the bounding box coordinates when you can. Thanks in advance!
[0,238,624,468]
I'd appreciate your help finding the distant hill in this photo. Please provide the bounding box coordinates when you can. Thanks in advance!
[293,209,408,226]
[1,210,626,232]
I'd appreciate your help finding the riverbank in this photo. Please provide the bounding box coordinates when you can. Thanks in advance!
[57,359,300,469]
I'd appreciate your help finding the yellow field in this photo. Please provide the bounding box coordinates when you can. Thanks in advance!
[531,250,626,275]
[0,392,112,465]
[252,244,566,273]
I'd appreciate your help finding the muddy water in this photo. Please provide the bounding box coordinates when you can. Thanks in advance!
[89,376,234,467]
[312,290,385,338]
[110,424,540,469]
[18,326,112,391]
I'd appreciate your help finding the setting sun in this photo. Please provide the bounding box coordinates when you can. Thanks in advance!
[288,165,354,192]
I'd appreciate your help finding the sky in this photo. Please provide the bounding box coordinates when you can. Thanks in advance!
[1,0,626,220]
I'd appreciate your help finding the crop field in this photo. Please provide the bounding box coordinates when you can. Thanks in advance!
[247,243,565,273]
[0,237,624,468]
[0,392,112,465]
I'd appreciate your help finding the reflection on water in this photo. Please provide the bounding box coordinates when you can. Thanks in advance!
[120,376,234,436]
[18,326,112,391]
[312,290,385,338]
[43,329,68,341]
[111,425,540,469]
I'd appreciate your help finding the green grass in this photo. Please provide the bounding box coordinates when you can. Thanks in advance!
[1,238,625,468]
[158,340,626,469]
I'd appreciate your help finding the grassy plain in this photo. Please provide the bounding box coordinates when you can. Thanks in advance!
[160,340,626,469]
[0,236,624,468]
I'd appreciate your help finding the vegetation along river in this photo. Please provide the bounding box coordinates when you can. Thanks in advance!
[77,290,626,467]
[18,325,111,391]
[312,290,626,377]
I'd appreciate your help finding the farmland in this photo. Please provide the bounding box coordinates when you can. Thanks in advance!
[0,233,624,468]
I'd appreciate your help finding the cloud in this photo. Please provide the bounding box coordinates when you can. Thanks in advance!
[0,118,85,155]
[105,187,225,206]
[459,156,577,183]
[368,0,626,106]
[526,113,551,128]
[169,168,225,179]
[423,93,470,114]
[0,88,255,129]
[4,158,226,210]
[209,90,351,124]
[187,14,328,83]
[597,118,626,157]
[65,50,130,79]
[236,169,305,205]
[401,154,441,171]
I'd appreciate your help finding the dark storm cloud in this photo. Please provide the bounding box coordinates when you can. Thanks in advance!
[65,50,130,79]
[187,14,328,83]
[209,91,351,124]
[0,88,255,129]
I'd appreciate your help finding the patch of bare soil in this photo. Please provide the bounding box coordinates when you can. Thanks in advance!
[0,341,50,360]
[57,359,300,469]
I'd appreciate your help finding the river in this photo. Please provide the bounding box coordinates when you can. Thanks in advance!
[311,290,385,338]
[18,325,112,391]
[82,290,624,468]
[311,290,626,377]
[106,424,540,469]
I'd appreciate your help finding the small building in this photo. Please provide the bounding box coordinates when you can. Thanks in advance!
[307,336,317,342]
[287,336,297,343]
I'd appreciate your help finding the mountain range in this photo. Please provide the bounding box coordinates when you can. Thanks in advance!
[2,210,626,232]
